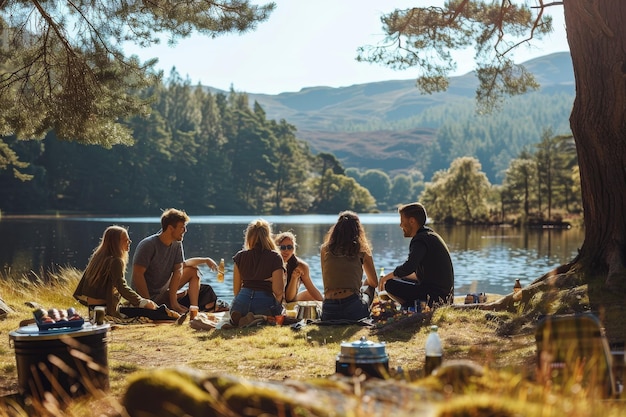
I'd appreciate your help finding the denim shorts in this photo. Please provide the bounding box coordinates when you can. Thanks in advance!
[321,293,370,321]
[230,287,283,316]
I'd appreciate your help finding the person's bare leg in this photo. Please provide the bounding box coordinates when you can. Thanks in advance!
[295,291,316,301]
[285,277,300,303]
[181,266,201,307]
[181,265,217,310]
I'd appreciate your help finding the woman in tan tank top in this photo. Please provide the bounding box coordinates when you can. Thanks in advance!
[320,211,378,321]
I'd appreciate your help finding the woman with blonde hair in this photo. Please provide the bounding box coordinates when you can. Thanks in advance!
[274,231,323,302]
[74,226,156,317]
[320,211,378,321]
[230,219,285,323]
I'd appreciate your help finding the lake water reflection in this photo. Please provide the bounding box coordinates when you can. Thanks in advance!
[0,214,584,303]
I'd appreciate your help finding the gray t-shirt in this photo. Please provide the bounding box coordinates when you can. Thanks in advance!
[131,234,184,300]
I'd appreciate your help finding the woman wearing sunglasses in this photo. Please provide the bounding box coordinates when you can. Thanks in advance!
[274,232,323,303]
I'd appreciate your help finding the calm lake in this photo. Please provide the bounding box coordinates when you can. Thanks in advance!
[0,214,584,303]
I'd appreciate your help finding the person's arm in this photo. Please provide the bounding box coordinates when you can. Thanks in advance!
[184,257,217,271]
[112,260,156,310]
[284,269,298,302]
[233,264,242,296]
[271,268,285,303]
[362,254,379,288]
[394,238,427,278]
[299,262,323,301]
[380,237,427,291]
[111,259,141,306]
[131,264,151,299]
[379,271,418,291]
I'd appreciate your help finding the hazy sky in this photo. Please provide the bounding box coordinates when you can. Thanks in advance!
[125,1,569,95]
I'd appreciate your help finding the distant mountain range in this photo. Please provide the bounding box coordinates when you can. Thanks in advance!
[208,52,575,175]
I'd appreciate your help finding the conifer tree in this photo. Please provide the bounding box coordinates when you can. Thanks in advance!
[360,1,626,341]
[0,0,275,175]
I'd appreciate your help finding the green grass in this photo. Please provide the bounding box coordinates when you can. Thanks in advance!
[0,267,625,416]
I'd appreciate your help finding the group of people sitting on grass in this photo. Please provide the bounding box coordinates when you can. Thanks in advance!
[73,203,455,325]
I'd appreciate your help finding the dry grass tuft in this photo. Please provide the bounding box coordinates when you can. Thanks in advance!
[0,268,625,416]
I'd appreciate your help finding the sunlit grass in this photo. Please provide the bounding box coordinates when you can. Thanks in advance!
[0,267,625,416]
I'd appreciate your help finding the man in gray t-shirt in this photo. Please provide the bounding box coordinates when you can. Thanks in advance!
[132,234,184,300]
[131,208,219,314]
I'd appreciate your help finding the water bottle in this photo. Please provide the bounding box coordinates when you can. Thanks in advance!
[217,258,225,283]
[378,267,392,301]
[424,325,443,375]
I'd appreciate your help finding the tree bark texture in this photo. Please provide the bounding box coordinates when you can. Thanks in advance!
[564,1,626,289]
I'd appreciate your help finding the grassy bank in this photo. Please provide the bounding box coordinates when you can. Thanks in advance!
[0,268,624,416]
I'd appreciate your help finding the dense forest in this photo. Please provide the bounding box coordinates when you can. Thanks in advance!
[0,70,578,220]
[0,72,376,215]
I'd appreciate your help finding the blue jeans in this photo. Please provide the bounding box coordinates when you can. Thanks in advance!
[230,288,283,316]
[321,293,370,321]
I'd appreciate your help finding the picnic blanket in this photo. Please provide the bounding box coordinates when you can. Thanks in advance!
[189,311,231,330]
[189,311,294,330]
[187,311,374,331]
[119,304,180,321]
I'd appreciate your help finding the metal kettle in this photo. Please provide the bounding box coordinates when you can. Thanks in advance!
[336,336,389,378]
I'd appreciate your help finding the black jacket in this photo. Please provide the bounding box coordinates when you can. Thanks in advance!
[393,226,454,301]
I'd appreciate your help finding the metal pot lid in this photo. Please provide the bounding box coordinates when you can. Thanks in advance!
[338,336,387,359]
[9,323,109,340]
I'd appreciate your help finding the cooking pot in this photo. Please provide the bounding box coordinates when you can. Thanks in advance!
[296,301,321,320]
[9,323,110,401]
[336,336,389,379]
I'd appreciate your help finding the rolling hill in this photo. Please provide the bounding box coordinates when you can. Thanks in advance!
[210,52,575,176]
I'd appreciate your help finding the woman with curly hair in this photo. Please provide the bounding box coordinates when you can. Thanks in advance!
[320,211,378,321]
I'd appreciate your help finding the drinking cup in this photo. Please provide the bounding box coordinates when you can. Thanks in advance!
[94,306,106,325]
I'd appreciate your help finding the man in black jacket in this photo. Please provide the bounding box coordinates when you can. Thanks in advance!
[379,202,454,308]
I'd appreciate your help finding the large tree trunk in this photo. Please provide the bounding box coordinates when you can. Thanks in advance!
[564,1,626,281]
[563,1,626,342]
